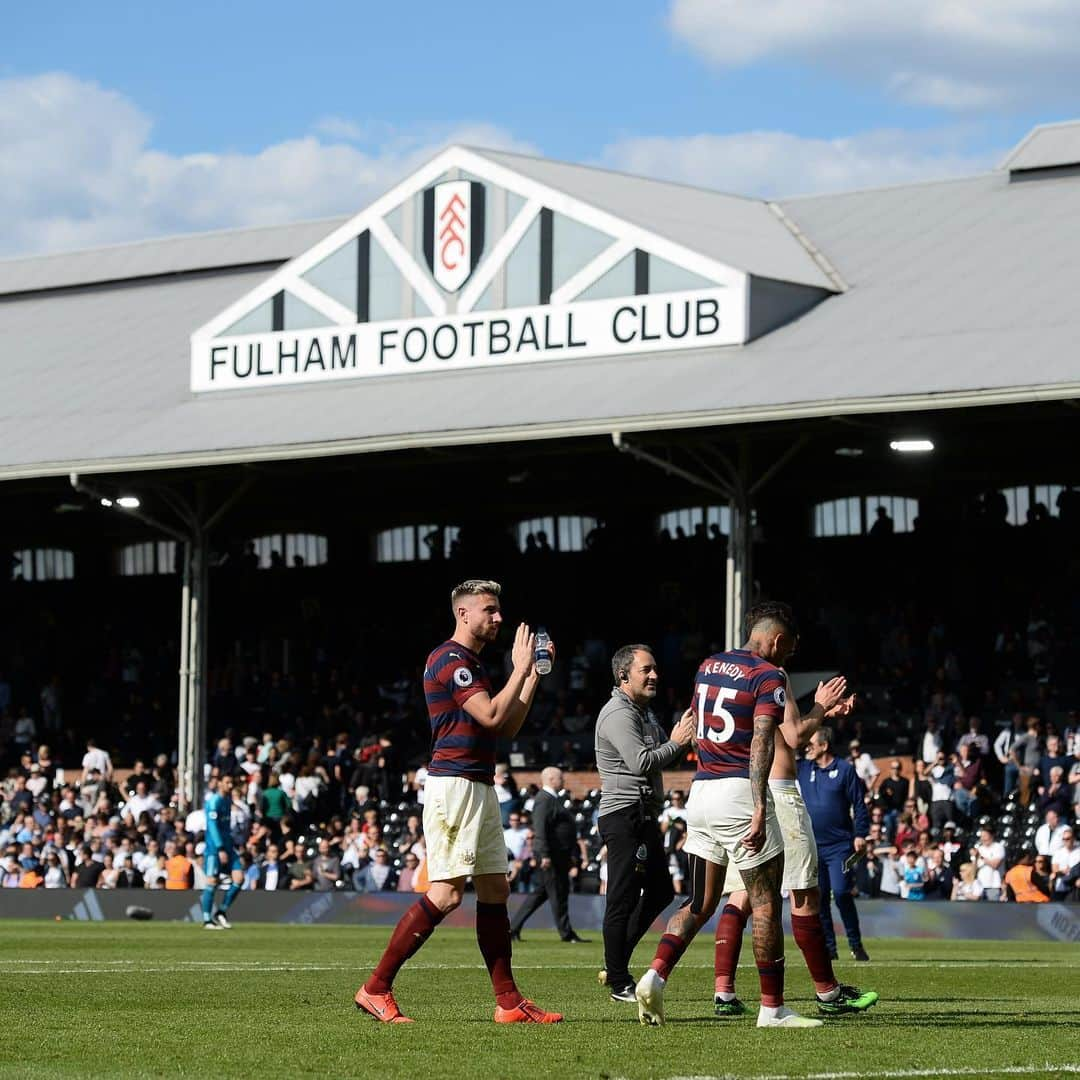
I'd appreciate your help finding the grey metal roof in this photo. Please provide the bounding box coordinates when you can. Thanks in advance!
[999,120,1080,173]
[470,148,838,290]
[0,218,346,297]
[2,151,1080,481]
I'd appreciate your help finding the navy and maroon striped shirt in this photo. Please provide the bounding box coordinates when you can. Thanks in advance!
[693,649,786,781]
[425,640,496,785]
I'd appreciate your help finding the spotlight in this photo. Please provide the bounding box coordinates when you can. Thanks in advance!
[116,496,141,509]
[889,439,934,453]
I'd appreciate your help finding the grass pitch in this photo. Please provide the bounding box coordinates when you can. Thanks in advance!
[3,920,1078,1079]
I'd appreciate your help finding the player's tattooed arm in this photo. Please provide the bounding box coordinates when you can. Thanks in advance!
[749,714,776,811]
[741,714,777,853]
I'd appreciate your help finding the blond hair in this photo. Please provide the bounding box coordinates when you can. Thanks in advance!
[450,579,502,613]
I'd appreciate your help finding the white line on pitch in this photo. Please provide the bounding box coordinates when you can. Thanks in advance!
[666,1065,1080,1080]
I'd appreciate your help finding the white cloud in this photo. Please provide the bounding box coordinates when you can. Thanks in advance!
[0,73,533,258]
[600,128,999,199]
[669,0,1080,109]
[312,116,367,142]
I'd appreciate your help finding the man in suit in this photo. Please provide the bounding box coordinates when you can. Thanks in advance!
[510,767,586,942]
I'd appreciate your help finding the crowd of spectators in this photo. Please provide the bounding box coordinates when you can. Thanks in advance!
[2,491,1080,902]
[1,705,1077,904]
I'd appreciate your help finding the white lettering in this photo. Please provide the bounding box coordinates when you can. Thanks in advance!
[192,285,745,392]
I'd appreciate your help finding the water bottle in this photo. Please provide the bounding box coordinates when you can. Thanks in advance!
[534,627,553,675]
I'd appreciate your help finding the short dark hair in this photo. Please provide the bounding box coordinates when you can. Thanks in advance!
[743,600,798,640]
[611,644,654,685]
[816,725,833,749]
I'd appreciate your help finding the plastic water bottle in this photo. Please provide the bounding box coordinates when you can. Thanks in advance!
[534,627,553,675]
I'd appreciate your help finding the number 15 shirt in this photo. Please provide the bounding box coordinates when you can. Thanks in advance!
[692,649,786,781]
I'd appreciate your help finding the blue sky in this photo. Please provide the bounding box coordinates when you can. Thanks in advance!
[3,1,1079,256]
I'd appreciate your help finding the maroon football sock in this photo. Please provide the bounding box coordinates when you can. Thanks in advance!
[791,912,837,995]
[714,904,747,994]
[365,895,445,994]
[476,901,522,1010]
[757,956,785,1008]
[650,933,689,981]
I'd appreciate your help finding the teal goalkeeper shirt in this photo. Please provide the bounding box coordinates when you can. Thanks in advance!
[204,792,232,852]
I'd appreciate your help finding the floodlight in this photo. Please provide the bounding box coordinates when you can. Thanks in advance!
[889,439,934,453]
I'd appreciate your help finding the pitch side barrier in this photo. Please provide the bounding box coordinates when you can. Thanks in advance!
[2,891,1077,943]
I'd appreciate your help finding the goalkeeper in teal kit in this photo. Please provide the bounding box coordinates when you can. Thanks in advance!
[202,773,244,929]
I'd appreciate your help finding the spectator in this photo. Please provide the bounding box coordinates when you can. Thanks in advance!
[42,849,68,888]
[956,716,990,759]
[928,751,956,831]
[950,862,984,901]
[80,738,113,782]
[396,852,422,892]
[971,826,1005,902]
[312,839,341,891]
[1003,848,1050,902]
[72,846,104,888]
[1034,808,1066,857]
[255,844,289,891]
[1010,717,1042,803]
[1050,828,1080,899]
[163,840,193,890]
[1036,767,1072,819]
[951,744,984,823]
[848,740,880,790]
[899,850,927,900]
[288,850,314,890]
[503,812,530,863]
[260,773,291,825]
[995,715,1024,791]
[354,848,396,892]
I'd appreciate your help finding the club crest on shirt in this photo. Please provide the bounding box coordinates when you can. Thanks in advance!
[453,667,474,688]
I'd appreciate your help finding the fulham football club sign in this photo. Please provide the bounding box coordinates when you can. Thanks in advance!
[423,180,485,292]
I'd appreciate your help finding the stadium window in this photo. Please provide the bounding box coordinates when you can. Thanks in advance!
[555,515,598,552]
[658,505,732,539]
[374,525,459,563]
[11,548,75,582]
[252,533,328,568]
[864,495,918,534]
[517,516,596,553]
[116,541,177,576]
[813,497,862,538]
[813,496,918,538]
[999,484,1071,525]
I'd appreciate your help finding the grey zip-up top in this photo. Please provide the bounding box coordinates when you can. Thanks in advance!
[595,688,685,817]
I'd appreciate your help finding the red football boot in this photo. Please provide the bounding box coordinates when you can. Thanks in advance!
[493,998,564,1024]
[354,985,414,1023]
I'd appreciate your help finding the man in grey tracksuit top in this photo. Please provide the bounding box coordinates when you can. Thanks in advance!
[595,643,694,1000]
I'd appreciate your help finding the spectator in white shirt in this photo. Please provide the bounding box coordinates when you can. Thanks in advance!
[972,827,1006,901]
[848,740,880,790]
[503,812,530,861]
[81,738,113,782]
[1035,809,1066,857]
[1050,828,1079,897]
[124,780,162,821]
[660,789,688,825]
[921,719,944,765]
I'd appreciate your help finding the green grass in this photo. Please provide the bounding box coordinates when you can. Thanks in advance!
[3,920,1079,1079]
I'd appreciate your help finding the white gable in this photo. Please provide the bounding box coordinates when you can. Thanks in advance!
[190,146,780,393]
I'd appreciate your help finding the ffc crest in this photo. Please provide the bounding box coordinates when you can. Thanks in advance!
[423,180,486,292]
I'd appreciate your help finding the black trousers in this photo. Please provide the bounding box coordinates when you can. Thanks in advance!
[510,857,573,939]
[599,806,673,989]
